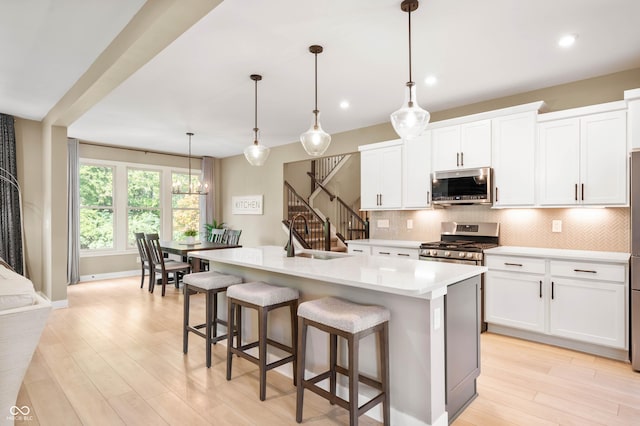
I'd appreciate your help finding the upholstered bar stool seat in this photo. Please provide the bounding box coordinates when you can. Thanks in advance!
[183,271,243,368]
[226,281,299,401]
[296,297,390,426]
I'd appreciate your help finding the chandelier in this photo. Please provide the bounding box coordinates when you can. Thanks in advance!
[171,132,209,195]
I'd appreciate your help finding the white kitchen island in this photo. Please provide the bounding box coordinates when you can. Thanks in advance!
[188,246,487,426]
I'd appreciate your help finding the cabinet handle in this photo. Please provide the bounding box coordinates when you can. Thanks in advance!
[397,253,410,257]
[380,194,382,206]
[581,183,584,201]
[504,262,523,267]
[551,281,555,300]
[460,152,464,167]
[378,251,391,255]
[456,152,460,167]
[353,249,363,253]
[574,184,578,201]
[539,280,542,298]
[574,269,597,274]
[495,187,499,203]
[427,190,430,204]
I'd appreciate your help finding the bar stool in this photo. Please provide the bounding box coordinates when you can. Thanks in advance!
[226,281,299,401]
[296,297,390,426]
[183,271,243,368]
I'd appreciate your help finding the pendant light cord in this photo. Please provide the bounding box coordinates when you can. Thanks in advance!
[254,78,259,144]
[187,132,192,190]
[314,51,319,127]
[407,5,414,103]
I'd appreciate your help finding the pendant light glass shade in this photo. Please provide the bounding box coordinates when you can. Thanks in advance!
[300,45,331,156]
[391,0,430,140]
[391,83,430,140]
[245,74,270,166]
[300,111,331,157]
[244,138,270,166]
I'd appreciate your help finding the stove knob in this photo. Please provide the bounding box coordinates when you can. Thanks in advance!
[430,250,438,256]
[459,252,465,258]
[467,253,474,258]
[444,251,451,257]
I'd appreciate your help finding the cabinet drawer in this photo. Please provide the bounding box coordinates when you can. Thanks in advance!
[372,246,418,259]
[550,260,626,283]
[348,244,371,255]
[485,255,545,274]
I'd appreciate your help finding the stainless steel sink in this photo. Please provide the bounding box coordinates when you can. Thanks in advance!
[295,252,350,260]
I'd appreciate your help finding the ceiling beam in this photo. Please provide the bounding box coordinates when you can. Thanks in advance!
[43,0,223,128]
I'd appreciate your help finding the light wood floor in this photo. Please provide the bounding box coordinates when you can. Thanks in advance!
[15,277,640,425]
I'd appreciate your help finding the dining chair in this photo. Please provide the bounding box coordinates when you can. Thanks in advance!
[209,228,226,243]
[134,232,153,291]
[224,229,242,245]
[145,233,191,296]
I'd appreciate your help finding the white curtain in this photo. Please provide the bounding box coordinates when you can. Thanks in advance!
[67,138,80,284]
[200,156,215,234]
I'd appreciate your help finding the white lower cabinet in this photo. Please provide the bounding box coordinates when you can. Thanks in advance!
[347,243,370,255]
[485,252,628,352]
[485,271,545,332]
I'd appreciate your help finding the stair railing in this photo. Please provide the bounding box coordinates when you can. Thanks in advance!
[335,196,369,241]
[309,154,345,192]
[284,181,331,251]
[306,172,335,201]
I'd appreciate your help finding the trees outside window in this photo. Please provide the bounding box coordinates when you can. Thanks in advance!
[79,165,114,250]
[172,172,200,240]
[127,169,161,246]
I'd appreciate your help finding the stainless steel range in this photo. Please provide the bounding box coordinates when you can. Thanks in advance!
[419,222,500,264]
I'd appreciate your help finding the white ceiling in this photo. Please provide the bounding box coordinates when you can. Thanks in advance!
[2,0,640,158]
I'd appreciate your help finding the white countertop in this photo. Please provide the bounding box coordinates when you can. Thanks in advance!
[485,246,630,263]
[190,246,486,299]
[345,239,423,249]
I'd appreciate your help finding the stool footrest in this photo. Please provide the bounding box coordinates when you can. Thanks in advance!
[334,365,384,391]
[301,380,350,411]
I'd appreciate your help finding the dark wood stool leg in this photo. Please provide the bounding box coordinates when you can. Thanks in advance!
[236,303,243,350]
[348,334,359,426]
[290,300,298,386]
[205,289,213,368]
[329,332,338,404]
[212,291,218,342]
[226,299,235,380]
[183,286,190,354]
[381,322,390,425]
[296,317,307,423]
[258,306,268,401]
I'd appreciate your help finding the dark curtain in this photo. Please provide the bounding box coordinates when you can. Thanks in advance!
[0,113,23,275]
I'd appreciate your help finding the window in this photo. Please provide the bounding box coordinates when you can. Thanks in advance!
[171,172,201,240]
[79,158,202,255]
[127,168,161,247]
[79,164,114,250]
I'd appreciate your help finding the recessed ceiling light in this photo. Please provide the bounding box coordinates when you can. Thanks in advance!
[558,34,577,48]
[339,100,350,109]
[424,75,437,86]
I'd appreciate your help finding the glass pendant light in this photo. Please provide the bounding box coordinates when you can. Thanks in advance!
[390,0,430,140]
[244,74,270,166]
[300,45,331,157]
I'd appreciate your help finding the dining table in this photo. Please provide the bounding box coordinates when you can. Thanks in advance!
[160,240,241,272]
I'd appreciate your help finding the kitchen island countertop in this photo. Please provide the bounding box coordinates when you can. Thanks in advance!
[189,245,486,299]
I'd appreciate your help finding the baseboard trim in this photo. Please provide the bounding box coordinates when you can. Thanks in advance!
[51,299,69,309]
[79,270,139,283]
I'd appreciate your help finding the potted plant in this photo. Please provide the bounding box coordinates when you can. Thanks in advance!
[184,228,198,244]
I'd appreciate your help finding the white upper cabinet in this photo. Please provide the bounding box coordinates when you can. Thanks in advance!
[538,106,627,206]
[491,111,538,207]
[360,140,403,210]
[403,132,432,208]
[432,119,491,171]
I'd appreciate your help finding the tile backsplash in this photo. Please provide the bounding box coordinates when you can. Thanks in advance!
[369,206,630,253]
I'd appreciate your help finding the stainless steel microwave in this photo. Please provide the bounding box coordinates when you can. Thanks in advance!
[431,167,492,205]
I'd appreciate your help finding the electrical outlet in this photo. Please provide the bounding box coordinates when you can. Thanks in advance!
[552,220,562,233]
[407,219,413,229]
[377,219,389,228]
[136,256,141,263]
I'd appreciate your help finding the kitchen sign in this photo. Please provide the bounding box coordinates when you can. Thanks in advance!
[232,195,263,215]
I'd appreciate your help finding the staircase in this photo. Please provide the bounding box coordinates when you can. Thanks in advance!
[284,154,367,252]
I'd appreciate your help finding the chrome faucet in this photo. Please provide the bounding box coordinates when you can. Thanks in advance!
[286,213,309,257]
